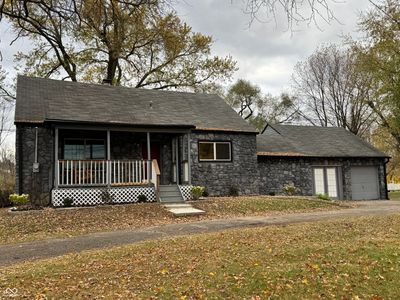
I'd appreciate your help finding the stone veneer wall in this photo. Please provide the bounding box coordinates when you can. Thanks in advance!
[258,157,314,196]
[258,156,387,200]
[159,139,173,185]
[190,131,259,196]
[15,125,54,205]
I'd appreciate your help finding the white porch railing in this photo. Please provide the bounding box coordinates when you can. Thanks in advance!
[57,160,152,187]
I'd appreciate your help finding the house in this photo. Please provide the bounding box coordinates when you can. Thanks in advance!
[14,76,259,206]
[257,124,389,200]
[14,76,389,206]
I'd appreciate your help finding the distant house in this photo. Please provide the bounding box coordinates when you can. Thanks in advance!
[14,76,389,206]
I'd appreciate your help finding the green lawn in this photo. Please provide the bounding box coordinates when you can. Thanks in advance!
[1,215,399,299]
[389,191,400,200]
[0,196,347,245]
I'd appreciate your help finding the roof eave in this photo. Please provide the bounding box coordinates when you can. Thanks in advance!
[48,119,195,128]
[257,152,389,158]
[194,127,258,134]
[14,120,45,125]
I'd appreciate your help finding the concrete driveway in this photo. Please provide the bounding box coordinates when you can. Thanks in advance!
[0,200,399,267]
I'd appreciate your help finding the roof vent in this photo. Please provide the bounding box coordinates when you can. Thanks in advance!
[149,101,153,109]
[102,79,112,85]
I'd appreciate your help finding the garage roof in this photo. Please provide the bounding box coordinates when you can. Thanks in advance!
[257,124,388,158]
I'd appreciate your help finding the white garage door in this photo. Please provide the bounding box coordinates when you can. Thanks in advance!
[351,166,379,200]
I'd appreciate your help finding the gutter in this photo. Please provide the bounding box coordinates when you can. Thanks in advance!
[44,119,196,129]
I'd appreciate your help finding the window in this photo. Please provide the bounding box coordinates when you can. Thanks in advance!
[64,139,105,160]
[199,142,231,161]
[313,168,325,195]
[313,167,339,198]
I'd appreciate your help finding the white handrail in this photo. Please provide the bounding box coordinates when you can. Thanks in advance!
[58,159,151,187]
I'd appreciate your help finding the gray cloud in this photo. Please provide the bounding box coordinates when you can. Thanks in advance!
[176,0,372,94]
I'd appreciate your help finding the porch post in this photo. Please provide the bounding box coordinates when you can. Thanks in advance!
[107,130,111,188]
[147,132,151,182]
[54,127,59,188]
[175,137,179,185]
[187,132,191,185]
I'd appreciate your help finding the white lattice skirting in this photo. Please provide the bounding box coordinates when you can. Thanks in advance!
[178,185,192,201]
[52,186,156,207]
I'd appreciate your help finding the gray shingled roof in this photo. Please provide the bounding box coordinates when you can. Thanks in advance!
[257,124,388,158]
[15,76,257,133]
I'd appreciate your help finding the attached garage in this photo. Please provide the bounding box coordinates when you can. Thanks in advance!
[351,166,379,200]
[257,124,389,200]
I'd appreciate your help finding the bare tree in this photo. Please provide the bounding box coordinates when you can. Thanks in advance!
[0,67,15,149]
[226,79,299,131]
[251,93,300,130]
[243,0,339,29]
[226,79,261,120]
[0,148,15,196]
[292,44,375,137]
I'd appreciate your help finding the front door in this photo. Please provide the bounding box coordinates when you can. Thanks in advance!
[142,142,161,164]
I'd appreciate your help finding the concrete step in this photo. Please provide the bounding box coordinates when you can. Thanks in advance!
[159,184,184,203]
[164,203,193,208]
[164,203,205,217]
[159,185,180,191]
[160,199,184,203]
[159,190,182,197]
[160,197,184,203]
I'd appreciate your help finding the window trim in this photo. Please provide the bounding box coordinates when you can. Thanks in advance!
[198,141,232,162]
[312,166,341,199]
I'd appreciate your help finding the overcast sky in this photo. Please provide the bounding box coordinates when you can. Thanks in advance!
[176,0,372,95]
[0,0,373,148]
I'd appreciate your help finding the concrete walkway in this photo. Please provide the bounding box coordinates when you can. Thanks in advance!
[164,203,205,216]
[1,200,399,267]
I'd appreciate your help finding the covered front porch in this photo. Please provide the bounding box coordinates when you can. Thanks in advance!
[51,126,193,206]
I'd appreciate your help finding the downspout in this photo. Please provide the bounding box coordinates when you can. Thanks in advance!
[147,132,151,185]
[187,132,191,185]
[35,127,38,164]
[384,157,391,200]
[17,126,23,194]
[32,127,40,173]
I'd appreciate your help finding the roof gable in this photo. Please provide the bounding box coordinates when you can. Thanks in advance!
[15,76,257,133]
[257,124,388,158]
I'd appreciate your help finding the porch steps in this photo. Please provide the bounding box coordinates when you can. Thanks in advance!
[164,203,205,217]
[159,185,184,203]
